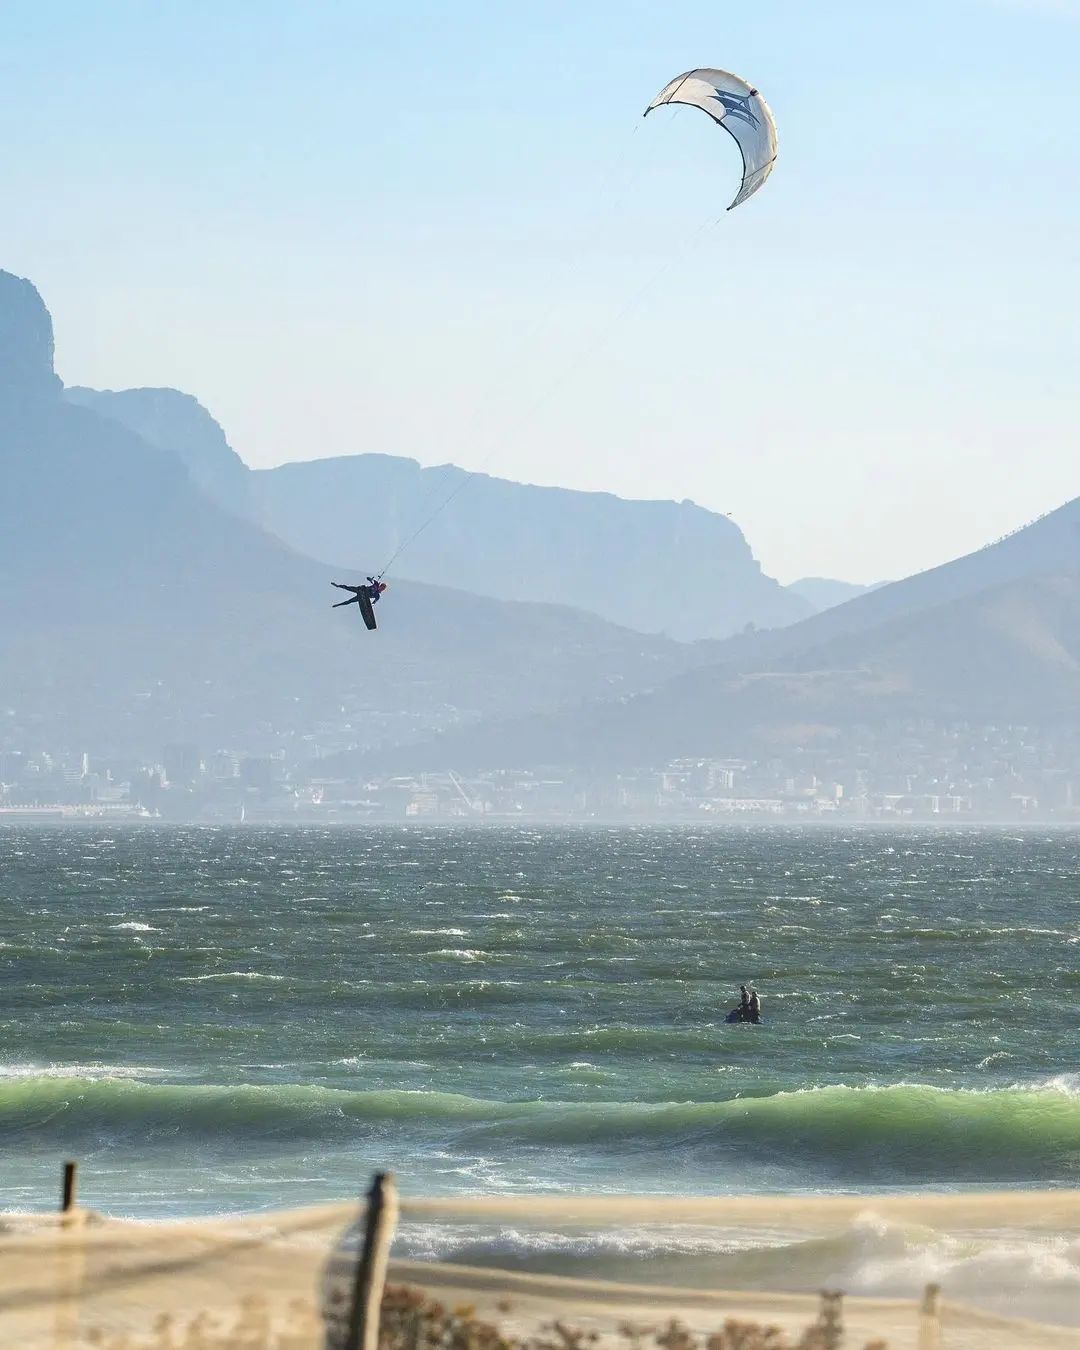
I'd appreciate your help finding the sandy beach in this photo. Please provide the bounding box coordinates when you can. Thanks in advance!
[3,1191,1080,1348]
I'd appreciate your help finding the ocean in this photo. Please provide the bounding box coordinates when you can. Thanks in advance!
[1,824,1078,1320]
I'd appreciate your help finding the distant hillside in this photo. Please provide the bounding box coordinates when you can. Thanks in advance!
[1,271,708,761]
[319,444,1080,774]
[368,571,1080,772]
[66,385,249,517]
[66,387,811,641]
[714,496,1080,673]
[787,576,883,613]
[249,455,811,641]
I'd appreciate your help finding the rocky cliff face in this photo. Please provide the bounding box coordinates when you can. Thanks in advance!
[0,271,63,408]
[65,385,251,517]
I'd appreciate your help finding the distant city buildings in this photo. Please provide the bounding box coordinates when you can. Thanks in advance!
[1,722,1078,823]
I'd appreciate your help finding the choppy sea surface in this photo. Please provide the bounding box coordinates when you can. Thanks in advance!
[1,825,1078,1319]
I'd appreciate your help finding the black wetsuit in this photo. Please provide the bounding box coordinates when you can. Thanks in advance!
[332,580,380,608]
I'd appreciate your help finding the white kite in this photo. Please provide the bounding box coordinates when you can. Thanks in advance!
[645,69,778,210]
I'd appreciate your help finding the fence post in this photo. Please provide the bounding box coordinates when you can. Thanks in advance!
[345,1172,399,1350]
[818,1290,844,1350]
[918,1282,942,1350]
[61,1161,78,1214]
[53,1160,85,1348]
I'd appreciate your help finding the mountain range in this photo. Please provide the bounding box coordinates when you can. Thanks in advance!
[787,577,883,610]
[66,385,811,641]
[377,569,1080,773]
[0,271,710,762]
[4,266,1079,776]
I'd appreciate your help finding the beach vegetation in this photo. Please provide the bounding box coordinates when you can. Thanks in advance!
[377,1283,888,1350]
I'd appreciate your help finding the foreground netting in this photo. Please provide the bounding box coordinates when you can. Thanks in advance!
[1,1184,1078,1349]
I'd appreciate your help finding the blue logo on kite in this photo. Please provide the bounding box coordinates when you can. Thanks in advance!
[710,90,760,129]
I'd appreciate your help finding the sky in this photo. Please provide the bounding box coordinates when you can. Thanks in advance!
[1,0,1077,584]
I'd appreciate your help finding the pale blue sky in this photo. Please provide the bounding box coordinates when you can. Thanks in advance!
[1,0,1077,582]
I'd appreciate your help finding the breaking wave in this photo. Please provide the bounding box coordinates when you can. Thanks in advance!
[395,1209,1080,1327]
[1,1078,1077,1182]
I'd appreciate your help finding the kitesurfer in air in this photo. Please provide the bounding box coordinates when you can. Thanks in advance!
[331,578,387,609]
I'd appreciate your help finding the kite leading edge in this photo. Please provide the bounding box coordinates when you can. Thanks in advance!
[645,68,778,210]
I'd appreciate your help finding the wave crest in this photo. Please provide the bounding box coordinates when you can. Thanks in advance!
[0,1079,1077,1181]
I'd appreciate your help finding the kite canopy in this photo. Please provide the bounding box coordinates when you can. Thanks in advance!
[645,69,778,210]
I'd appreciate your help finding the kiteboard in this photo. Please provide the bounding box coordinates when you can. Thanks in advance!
[358,590,377,631]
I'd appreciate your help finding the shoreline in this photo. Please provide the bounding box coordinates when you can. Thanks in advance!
[4,1190,1080,1337]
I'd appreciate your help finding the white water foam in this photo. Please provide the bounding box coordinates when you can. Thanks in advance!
[394,1211,1080,1326]
[176,972,287,982]
[0,1062,177,1081]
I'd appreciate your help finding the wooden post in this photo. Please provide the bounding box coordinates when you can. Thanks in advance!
[918,1282,942,1350]
[61,1161,78,1213]
[53,1161,85,1348]
[345,1171,399,1350]
[818,1290,844,1350]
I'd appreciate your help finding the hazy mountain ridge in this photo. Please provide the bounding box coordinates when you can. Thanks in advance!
[10,266,1080,780]
[249,454,812,640]
[65,385,250,517]
[0,271,62,406]
[788,576,884,612]
[708,495,1080,674]
[367,570,1080,773]
[334,460,1080,773]
[66,384,813,640]
[1,270,711,761]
